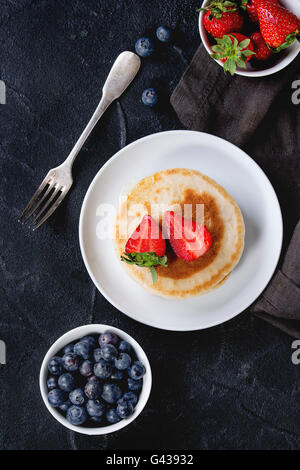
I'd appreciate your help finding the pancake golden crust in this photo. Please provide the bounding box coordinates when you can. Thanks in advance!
[115,169,245,299]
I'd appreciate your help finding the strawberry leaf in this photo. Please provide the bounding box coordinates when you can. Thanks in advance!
[121,252,168,284]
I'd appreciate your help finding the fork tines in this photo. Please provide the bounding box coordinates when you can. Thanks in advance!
[18,177,66,231]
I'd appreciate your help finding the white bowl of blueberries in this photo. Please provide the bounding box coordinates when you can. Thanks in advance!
[40,325,152,435]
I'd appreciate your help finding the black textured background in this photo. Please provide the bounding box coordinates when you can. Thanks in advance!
[1,0,300,450]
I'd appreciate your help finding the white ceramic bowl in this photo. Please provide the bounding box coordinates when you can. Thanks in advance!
[40,324,152,435]
[199,0,300,77]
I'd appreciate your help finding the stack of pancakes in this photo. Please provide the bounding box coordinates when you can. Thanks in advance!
[115,169,245,299]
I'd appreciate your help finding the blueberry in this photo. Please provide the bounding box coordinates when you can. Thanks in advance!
[135,37,155,57]
[81,335,97,348]
[60,399,72,413]
[118,340,131,353]
[47,376,58,390]
[62,344,74,355]
[122,391,138,406]
[58,373,75,392]
[100,344,118,364]
[142,88,158,107]
[128,361,146,380]
[48,388,66,407]
[62,353,81,372]
[128,378,143,391]
[111,369,123,381]
[66,405,87,426]
[94,359,112,379]
[93,348,102,362]
[48,357,63,376]
[115,352,132,370]
[101,383,122,404]
[69,388,86,406]
[90,416,103,425]
[99,332,119,347]
[86,399,106,417]
[73,341,91,360]
[116,398,134,419]
[79,360,93,377]
[84,378,101,400]
[156,26,171,42]
[106,408,121,424]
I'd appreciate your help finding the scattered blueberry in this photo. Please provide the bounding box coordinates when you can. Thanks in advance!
[48,357,63,376]
[111,369,123,381]
[94,359,112,379]
[60,399,72,413]
[48,388,66,407]
[79,360,93,377]
[142,88,158,107]
[99,332,118,347]
[69,388,86,406]
[118,340,131,353]
[156,26,171,42]
[81,335,97,348]
[135,37,155,57]
[128,361,146,380]
[128,378,143,391]
[84,377,101,400]
[116,398,134,419]
[93,348,102,362]
[101,383,122,404]
[86,399,106,417]
[62,352,81,372]
[100,344,118,364]
[62,344,74,355]
[115,352,132,371]
[67,405,87,426]
[58,373,75,392]
[73,341,91,360]
[106,408,121,424]
[122,391,138,406]
[47,376,58,390]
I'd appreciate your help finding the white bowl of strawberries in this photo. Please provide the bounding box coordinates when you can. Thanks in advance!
[199,0,300,77]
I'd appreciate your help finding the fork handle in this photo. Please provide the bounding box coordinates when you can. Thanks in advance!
[65,51,141,167]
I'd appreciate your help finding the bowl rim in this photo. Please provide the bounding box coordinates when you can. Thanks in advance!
[198,0,300,77]
[39,324,152,435]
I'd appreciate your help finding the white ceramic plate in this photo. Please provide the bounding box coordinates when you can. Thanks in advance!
[199,0,300,77]
[79,130,282,331]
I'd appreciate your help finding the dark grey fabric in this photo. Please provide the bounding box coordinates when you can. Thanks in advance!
[171,46,300,338]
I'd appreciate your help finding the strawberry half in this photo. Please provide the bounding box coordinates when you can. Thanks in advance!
[211,32,255,75]
[121,215,167,284]
[163,211,212,262]
[256,0,300,51]
[199,1,244,38]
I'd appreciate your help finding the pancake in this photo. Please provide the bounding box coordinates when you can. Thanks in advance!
[115,168,245,299]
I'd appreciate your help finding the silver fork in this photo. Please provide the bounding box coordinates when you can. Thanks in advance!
[19,51,141,231]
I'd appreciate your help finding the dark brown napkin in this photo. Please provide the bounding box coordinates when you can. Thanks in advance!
[171,45,300,338]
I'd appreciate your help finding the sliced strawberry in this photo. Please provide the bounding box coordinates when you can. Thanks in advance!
[163,211,213,262]
[256,0,300,51]
[121,215,167,284]
[211,32,255,75]
[250,31,273,61]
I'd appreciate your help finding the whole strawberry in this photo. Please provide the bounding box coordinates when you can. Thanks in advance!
[211,32,255,74]
[200,0,244,38]
[250,31,273,61]
[240,0,279,23]
[256,0,300,51]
